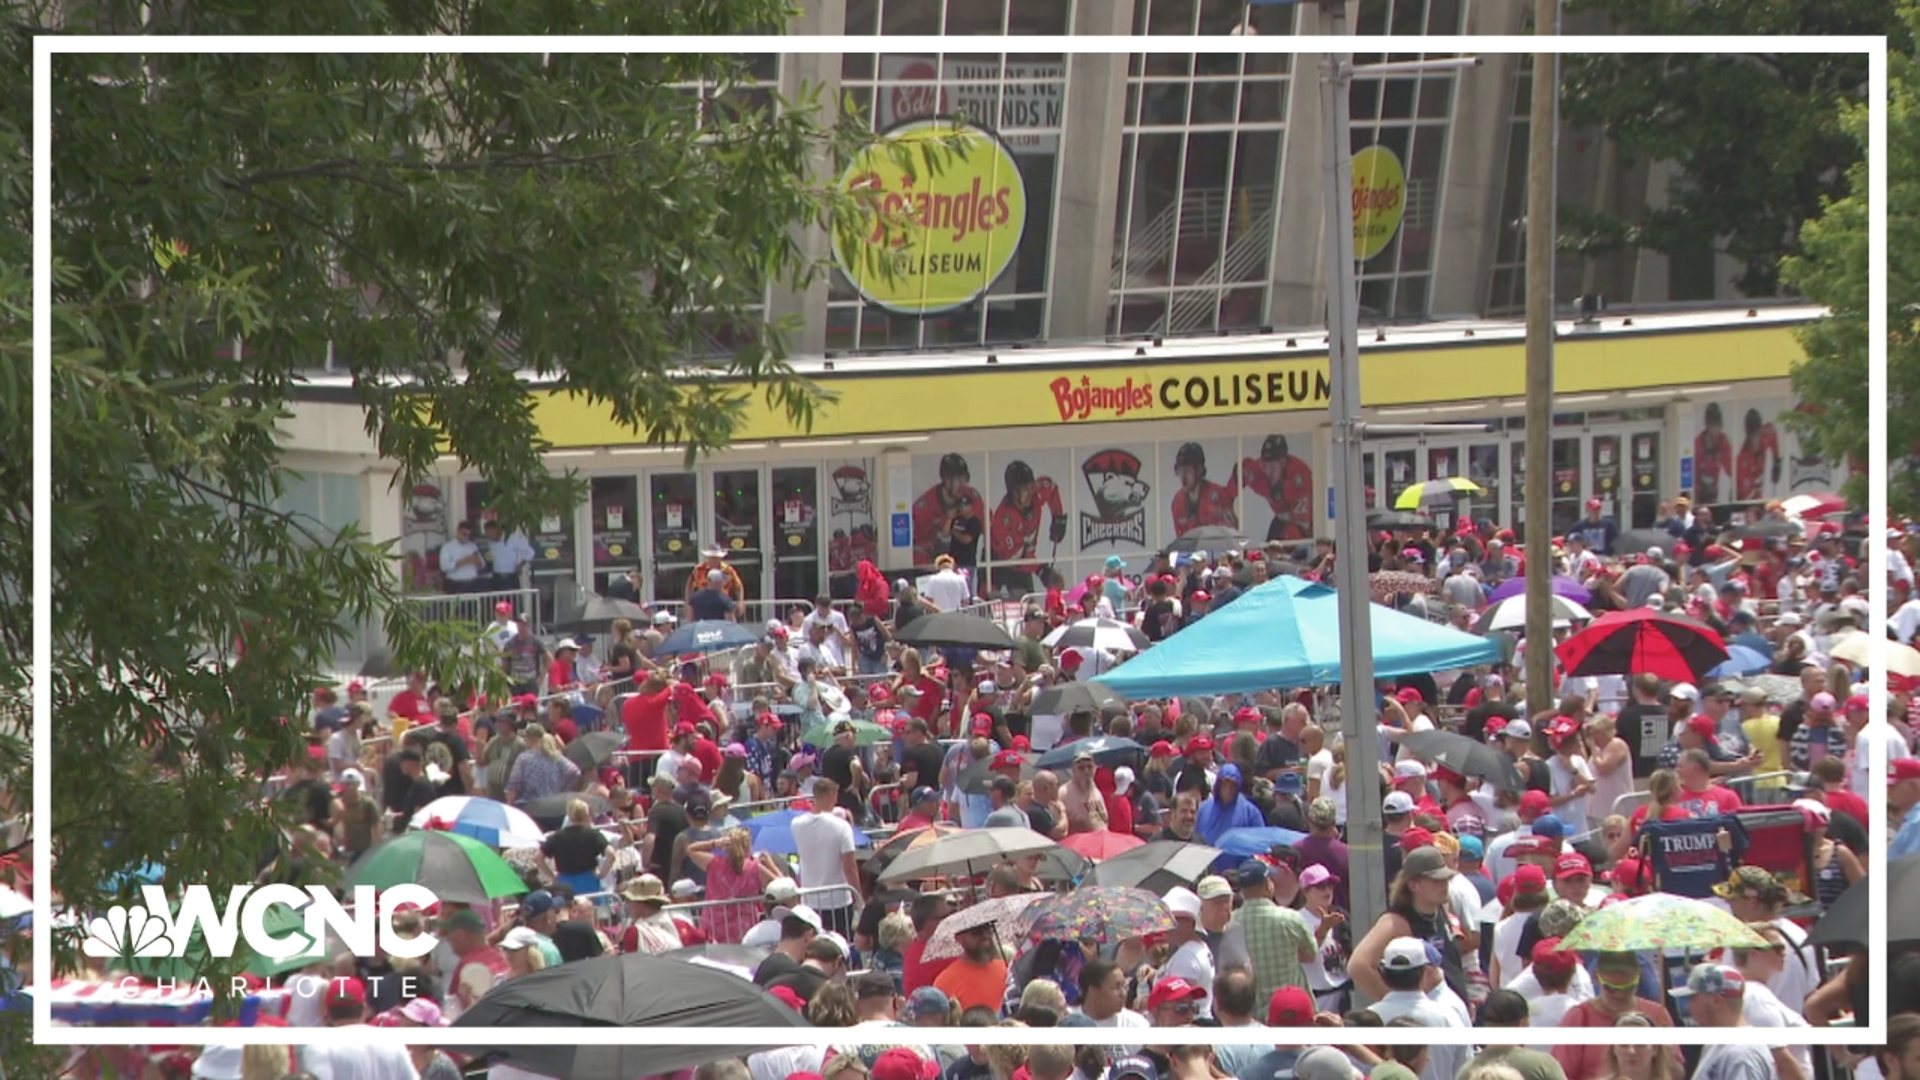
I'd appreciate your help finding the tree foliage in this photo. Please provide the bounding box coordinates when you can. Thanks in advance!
[1559,1,1895,295]
[0,1,928,1060]
[1780,4,1920,516]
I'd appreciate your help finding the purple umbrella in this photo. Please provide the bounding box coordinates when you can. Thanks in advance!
[1485,574,1590,605]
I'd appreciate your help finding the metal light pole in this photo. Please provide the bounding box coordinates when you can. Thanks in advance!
[1315,2,1388,945]
[1522,4,1561,718]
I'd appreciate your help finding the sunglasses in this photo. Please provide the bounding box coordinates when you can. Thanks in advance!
[1598,974,1641,991]
[1163,1002,1197,1016]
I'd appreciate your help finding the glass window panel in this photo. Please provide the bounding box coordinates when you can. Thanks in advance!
[844,0,880,34]
[1240,79,1286,123]
[745,55,779,81]
[1146,0,1198,35]
[1248,2,1295,39]
[1428,0,1463,32]
[1174,132,1232,285]
[921,305,980,347]
[1141,81,1190,127]
[986,297,1048,342]
[881,308,923,348]
[1145,52,1192,78]
[1123,132,1184,287]
[1417,75,1452,119]
[843,53,875,81]
[1113,131,1138,257]
[1392,274,1429,318]
[1199,0,1244,33]
[1006,152,1057,294]
[825,304,861,350]
[881,0,942,34]
[842,86,875,131]
[1350,79,1381,121]
[1165,289,1218,334]
[1356,0,1389,35]
[1391,0,1426,35]
[1125,82,1141,126]
[945,1,1002,33]
[1225,130,1282,282]
[1115,293,1169,336]
[1196,50,1241,78]
[1007,0,1070,34]
[1218,286,1267,331]
[1189,80,1240,125]
[1359,277,1394,322]
[1381,78,1417,120]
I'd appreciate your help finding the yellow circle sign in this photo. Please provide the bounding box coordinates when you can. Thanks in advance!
[833,119,1027,315]
[1351,145,1407,262]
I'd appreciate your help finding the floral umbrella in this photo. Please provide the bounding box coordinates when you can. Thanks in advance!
[1554,893,1769,953]
[923,893,1046,961]
[1021,885,1176,946]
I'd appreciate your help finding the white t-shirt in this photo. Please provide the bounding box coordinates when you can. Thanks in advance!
[1743,981,1814,1077]
[1306,748,1335,796]
[921,569,971,613]
[653,748,693,783]
[1526,990,1578,1033]
[1894,598,1920,645]
[1491,913,1531,987]
[438,538,483,582]
[1446,873,1485,974]
[1159,940,1217,1019]
[1548,754,1596,827]
[740,917,782,950]
[748,1046,825,1080]
[1504,963,1594,1003]
[1081,1007,1150,1057]
[791,810,858,911]
[1856,723,1917,797]
[301,1027,420,1080]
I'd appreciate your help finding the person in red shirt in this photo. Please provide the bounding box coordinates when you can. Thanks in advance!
[1671,747,1745,818]
[690,724,723,784]
[548,639,582,694]
[989,460,1067,577]
[620,673,674,753]
[1103,767,1136,837]
[1170,442,1239,535]
[1693,402,1733,505]
[910,453,984,568]
[388,671,431,726]
[1734,406,1782,501]
[899,893,956,994]
[897,786,942,833]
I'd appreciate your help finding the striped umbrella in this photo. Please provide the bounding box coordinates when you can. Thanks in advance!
[411,796,546,849]
[347,831,529,905]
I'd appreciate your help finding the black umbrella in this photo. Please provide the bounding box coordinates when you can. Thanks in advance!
[1086,840,1224,893]
[1165,525,1251,556]
[1811,855,1920,949]
[451,952,809,1029]
[1556,609,1729,682]
[893,612,1017,650]
[1366,510,1435,531]
[522,792,611,831]
[1035,846,1093,885]
[1397,730,1526,793]
[548,594,652,635]
[1034,735,1145,771]
[1614,528,1676,557]
[563,731,626,773]
[443,1044,778,1080]
[956,752,1033,795]
[658,619,761,657]
[1030,681,1127,717]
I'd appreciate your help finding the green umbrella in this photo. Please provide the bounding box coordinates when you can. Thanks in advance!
[1556,893,1769,953]
[347,830,528,906]
[799,719,891,748]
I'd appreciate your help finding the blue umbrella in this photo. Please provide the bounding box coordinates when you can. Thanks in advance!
[1707,644,1773,678]
[741,809,871,856]
[1034,736,1145,771]
[658,619,761,657]
[1095,577,1501,698]
[1485,574,1592,605]
[1211,827,1309,868]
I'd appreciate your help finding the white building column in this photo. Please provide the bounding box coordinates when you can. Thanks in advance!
[1045,0,1135,341]
[767,1,845,355]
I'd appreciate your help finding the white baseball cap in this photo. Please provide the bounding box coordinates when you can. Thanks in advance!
[191,1047,245,1080]
[1382,791,1416,815]
[1114,766,1136,793]
[500,926,543,952]
[1163,886,1203,921]
[1669,682,1701,703]
[1381,936,1431,971]
[1393,760,1429,781]
[786,903,825,933]
[1504,720,1533,740]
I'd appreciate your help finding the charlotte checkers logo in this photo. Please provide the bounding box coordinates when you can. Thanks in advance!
[1079,449,1149,548]
[82,884,438,963]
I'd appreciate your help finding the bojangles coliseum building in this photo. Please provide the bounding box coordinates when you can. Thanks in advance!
[275,1,1848,647]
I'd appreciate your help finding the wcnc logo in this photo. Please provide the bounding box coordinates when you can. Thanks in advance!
[82,884,439,963]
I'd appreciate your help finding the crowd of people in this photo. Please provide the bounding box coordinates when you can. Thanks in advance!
[46,497,1920,1080]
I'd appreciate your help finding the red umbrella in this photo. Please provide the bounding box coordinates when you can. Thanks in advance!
[1554,609,1728,682]
[1061,830,1146,861]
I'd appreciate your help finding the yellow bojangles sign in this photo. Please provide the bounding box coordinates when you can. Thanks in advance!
[831,119,1027,314]
[1351,145,1406,262]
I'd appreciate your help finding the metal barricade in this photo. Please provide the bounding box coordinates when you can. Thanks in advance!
[1725,769,1802,806]
[402,587,542,631]
[1612,790,1652,819]
[868,782,904,825]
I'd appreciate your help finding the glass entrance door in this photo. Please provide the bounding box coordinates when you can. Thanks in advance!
[649,471,700,603]
[711,468,766,602]
[772,466,822,602]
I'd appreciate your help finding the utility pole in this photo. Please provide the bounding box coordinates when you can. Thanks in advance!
[1316,0,1386,947]
[1522,2,1560,719]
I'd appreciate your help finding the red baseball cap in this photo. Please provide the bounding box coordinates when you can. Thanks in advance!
[1233,706,1262,726]
[871,1049,939,1080]
[1893,758,1920,782]
[1519,790,1552,817]
[1844,694,1870,713]
[1267,985,1315,1026]
[769,985,807,1012]
[1399,827,1436,852]
[1431,764,1465,786]
[1147,976,1208,1011]
[1586,497,1602,510]
[1188,736,1214,753]
[1508,836,1559,860]
[1686,714,1718,739]
[345,681,366,694]
[756,712,782,730]
[325,976,367,1009]
[1150,740,1176,758]
[1531,937,1579,975]
[1010,735,1031,752]
[868,686,893,704]
[972,715,995,736]
[675,721,698,736]
[1191,590,1211,603]
[1554,853,1593,880]
[1512,864,1549,894]
[1395,687,1424,704]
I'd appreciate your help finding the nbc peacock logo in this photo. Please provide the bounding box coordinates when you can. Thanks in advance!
[82,904,176,959]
